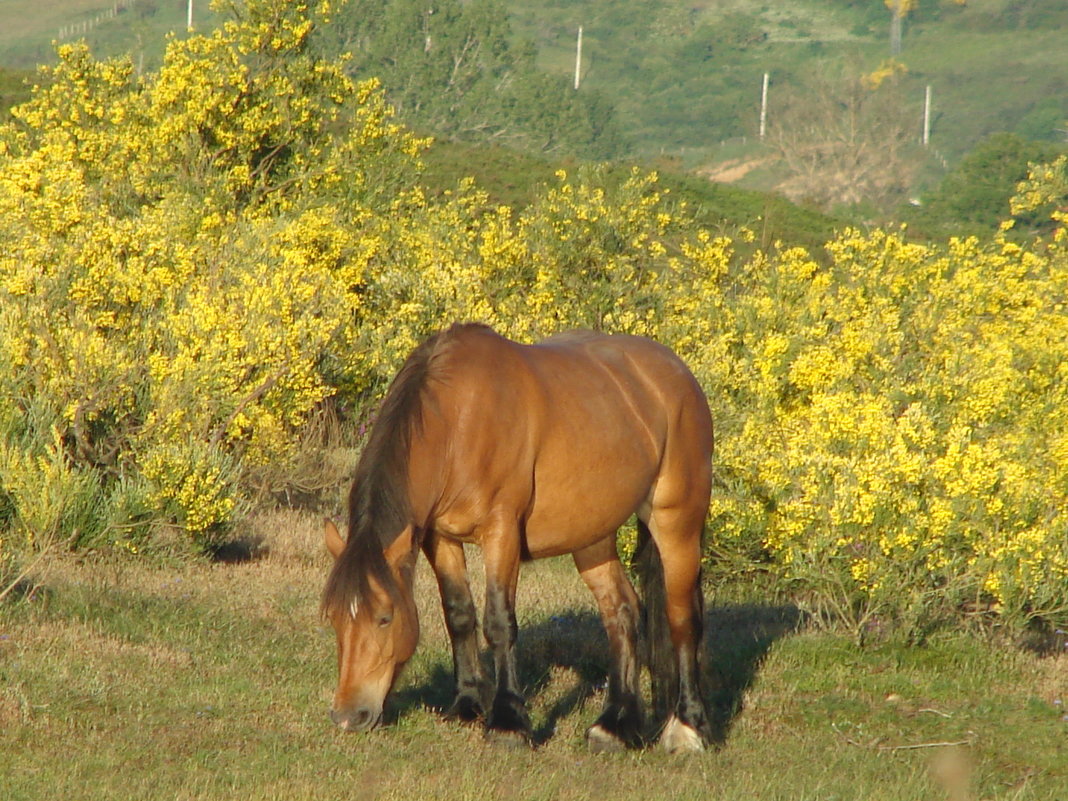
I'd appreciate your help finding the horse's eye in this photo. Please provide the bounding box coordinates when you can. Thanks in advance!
[377,612,393,628]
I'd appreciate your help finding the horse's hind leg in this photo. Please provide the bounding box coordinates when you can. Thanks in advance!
[423,533,485,722]
[644,507,713,753]
[573,537,643,751]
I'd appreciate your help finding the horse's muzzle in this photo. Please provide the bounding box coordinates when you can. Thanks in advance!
[330,705,380,732]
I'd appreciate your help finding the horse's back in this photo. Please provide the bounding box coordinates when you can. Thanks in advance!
[439,325,708,448]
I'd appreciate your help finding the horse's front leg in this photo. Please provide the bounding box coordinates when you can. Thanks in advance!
[422,532,485,722]
[480,521,532,745]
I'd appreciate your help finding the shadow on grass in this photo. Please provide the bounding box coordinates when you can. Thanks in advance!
[390,602,802,747]
[702,603,804,744]
[207,535,269,564]
[0,577,51,607]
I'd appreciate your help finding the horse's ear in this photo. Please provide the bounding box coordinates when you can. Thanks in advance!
[324,519,345,560]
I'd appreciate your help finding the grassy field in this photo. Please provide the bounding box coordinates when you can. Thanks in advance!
[2,511,1066,800]
[0,0,222,71]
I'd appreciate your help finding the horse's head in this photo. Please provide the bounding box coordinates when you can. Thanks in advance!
[322,520,420,733]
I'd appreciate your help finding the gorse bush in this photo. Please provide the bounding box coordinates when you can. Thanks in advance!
[699,229,1068,639]
[1,0,1066,638]
[0,0,425,547]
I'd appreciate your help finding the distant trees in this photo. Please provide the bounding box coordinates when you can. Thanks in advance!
[325,0,621,159]
[766,64,919,209]
[918,133,1067,235]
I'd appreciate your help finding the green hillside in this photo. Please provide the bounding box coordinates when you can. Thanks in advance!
[1,0,1065,218]
[4,1,1065,158]
[503,0,1068,211]
[0,0,223,70]
[420,139,843,252]
[505,0,1068,159]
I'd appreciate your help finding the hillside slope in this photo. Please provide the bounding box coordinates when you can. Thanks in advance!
[2,0,1064,212]
[506,0,1068,159]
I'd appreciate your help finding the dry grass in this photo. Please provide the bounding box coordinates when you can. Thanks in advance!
[2,508,1067,801]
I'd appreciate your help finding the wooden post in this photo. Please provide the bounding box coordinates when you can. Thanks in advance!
[923,85,932,146]
[759,72,769,139]
[574,26,583,90]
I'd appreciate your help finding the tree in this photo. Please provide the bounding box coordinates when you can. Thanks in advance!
[325,0,621,159]
[885,0,966,54]
[885,0,917,55]
[766,63,920,209]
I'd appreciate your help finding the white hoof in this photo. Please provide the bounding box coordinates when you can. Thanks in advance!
[659,715,705,754]
[586,724,626,753]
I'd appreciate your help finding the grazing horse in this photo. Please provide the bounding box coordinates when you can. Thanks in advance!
[321,323,713,753]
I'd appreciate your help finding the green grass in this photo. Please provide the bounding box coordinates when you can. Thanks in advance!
[0,0,223,72]
[2,510,1066,800]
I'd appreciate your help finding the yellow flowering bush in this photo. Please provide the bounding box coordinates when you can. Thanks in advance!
[346,156,1068,635]
[350,166,701,367]
[1010,155,1068,228]
[0,0,424,546]
[693,228,1068,637]
[0,0,1064,637]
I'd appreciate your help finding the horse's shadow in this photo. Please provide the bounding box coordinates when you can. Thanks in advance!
[391,601,802,747]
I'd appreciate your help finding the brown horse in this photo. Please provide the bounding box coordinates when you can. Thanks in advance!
[321,323,713,753]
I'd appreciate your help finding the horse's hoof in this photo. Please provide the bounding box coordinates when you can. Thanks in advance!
[445,695,485,723]
[659,715,706,754]
[585,724,627,753]
[487,696,532,739]
[484,727,533,750]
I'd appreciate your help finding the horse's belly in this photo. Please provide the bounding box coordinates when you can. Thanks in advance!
[522,458,656,558]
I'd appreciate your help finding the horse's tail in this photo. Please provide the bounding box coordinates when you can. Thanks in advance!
[635,518,677,724]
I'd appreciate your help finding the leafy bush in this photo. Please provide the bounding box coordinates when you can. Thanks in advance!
[0,67,33,117]
[911,133,1067,238]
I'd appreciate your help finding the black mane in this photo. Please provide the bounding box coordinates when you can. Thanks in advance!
[321,327,459,618]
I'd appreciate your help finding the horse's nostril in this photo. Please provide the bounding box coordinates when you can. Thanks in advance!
[331,706,376,731]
